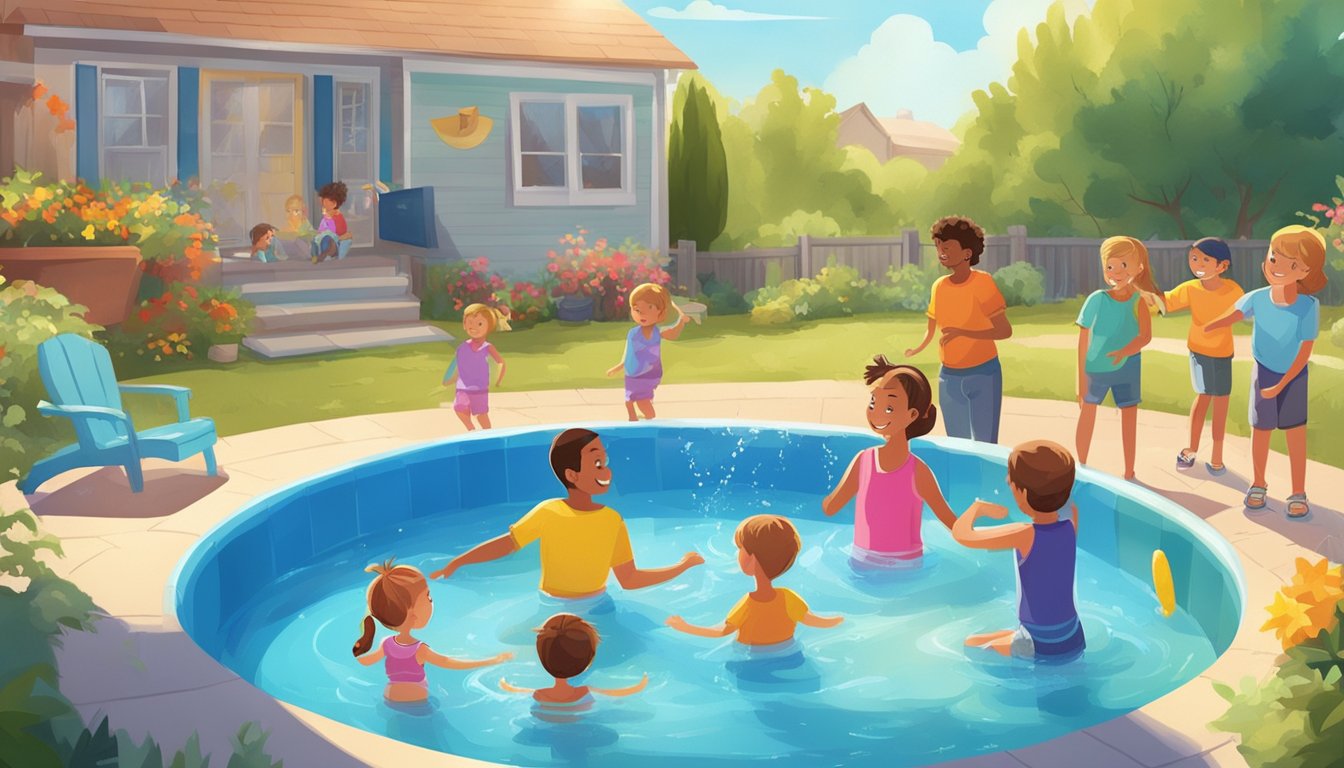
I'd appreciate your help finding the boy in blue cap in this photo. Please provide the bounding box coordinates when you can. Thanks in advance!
[1147,238,1243,475]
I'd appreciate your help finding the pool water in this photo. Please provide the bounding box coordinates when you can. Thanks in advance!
[176,424,1243,768]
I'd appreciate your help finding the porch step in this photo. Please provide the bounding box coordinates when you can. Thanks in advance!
[242,323,454,359]
[252,299,422,334]
[219,256,400,287]
[236,275,411,305]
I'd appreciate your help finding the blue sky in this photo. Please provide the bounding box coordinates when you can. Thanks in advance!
[625,0,1092,127]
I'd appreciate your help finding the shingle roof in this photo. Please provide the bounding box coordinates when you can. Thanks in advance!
[2,0,695,70]
[840,104,959,153]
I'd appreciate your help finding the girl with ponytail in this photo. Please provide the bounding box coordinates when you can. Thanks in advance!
[1075,236,1161,480]
[354,560,513,702]
[444,303,512,431]
[822,357,958,565]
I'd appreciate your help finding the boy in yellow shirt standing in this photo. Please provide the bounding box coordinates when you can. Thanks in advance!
[666,515,842,647]
[1148,238,1243,475]
[431,428,703,598]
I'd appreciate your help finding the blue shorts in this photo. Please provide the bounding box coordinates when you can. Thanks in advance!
[1250,363,1308,431]
[1084,355,1141,408]
[1189,352,1233,397]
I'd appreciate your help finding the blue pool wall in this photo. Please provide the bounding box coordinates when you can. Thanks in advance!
[171,421,1247,660]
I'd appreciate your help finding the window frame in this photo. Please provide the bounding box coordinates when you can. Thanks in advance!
[97,66,176,187]
[509,92,636,207]
[333,76,377,247]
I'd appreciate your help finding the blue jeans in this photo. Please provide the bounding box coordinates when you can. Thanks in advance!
[939,358,1003,443]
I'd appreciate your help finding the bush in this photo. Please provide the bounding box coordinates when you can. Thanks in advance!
[106,283,254,364]
[886,261,943,312]
[1332,317,1344,349]
[546,230,671,321]
[696,273,750,315]
[502,280,552,329]
[0,274,101,483]
[748,261,891,325]
[994,261,1046,307]
[421,258,509,322]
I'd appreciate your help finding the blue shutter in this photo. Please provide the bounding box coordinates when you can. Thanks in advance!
[177,67,200,183]
[379,76,392,185]
[313,75,334,189]
[74,64,99,185]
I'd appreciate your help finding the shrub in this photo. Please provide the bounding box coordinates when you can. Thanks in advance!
[501,280,552,329]
[421,258,508,321]
[696,273,750,315]
[106,283,255,364]
[0,274,100,483]
[748,261,891,325]
[993,261,1046,306]
[885,261,943,312]
[545,230,671,321]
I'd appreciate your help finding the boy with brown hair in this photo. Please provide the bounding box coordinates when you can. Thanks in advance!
[953,440,1085,661]
[431,428,703,597]
[311,180,354,262]
[666,514,843,646]
[499,613,648,704]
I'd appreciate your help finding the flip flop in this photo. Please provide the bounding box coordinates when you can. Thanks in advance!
[1244,485,1268,511]
[1286,494,1310,520]
[1176,450,1196,469]
[1205,462,1227,477]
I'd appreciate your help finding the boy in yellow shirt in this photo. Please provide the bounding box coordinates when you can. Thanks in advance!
[1148,238,1243,475]
[431,428,703,598]
[666,515,842,646]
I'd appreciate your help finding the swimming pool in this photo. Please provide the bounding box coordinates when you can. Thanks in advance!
[172,421,1245,767]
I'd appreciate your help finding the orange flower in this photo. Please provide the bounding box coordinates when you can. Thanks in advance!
[31,82,47,100]
[174,214,195,227]
[46,94,68,117]
[55,117,76,134]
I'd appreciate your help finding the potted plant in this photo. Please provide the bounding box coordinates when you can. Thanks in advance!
[197,287,254,363]
[0,169,218,326]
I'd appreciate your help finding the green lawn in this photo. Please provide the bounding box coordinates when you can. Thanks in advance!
[117,300,1344,468]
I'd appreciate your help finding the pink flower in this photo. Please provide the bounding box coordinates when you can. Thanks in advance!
[1328,210,1336,219]
[1312,203,1329,212]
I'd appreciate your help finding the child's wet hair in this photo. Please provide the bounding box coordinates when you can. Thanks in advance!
[630,282,670,316]
[550,428,601,488]
[863,356,937,439]
[1007,441,1076,513]
[318,181,348,208]
[930,216,986,265]
[353,559,428,657]
[535,613,599,679]
[1269,225,1328,295]
[735,514,801,579]
[463,303,512,333]
[249,222,276,247]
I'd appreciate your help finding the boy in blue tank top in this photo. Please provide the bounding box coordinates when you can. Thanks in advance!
[952,440,1085,661]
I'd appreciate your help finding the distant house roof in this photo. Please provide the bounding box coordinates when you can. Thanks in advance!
[1,0,695,70]
[840,103,959,154]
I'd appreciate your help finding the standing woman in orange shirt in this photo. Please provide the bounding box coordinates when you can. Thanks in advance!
[907,216,1013,443]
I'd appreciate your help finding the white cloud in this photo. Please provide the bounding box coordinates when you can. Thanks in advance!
[823,0,1091,128]
[648,1,827,22]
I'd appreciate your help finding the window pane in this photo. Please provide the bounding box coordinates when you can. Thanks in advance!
[103,79,142,116]
[210,123,243,154]
[260,124,293,156]
[578,105,622,154]
[145,116,167,147]
[259,82,294,123]
[104,116,143,147]
[211,83,245,122]
[105,149,167,187]
[143,77,169,116]
[580,155,622,189]
[519,102,564,153]
[338,153,370,183]
[521,153,566,188]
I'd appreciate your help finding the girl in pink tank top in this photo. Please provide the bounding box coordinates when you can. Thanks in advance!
[823,358,958,561]
[353,560,513,702]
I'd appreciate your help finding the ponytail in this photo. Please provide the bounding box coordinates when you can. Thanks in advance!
[463,303,512,333]
[353,615,376,657]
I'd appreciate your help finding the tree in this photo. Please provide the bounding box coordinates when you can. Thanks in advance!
[668,74,728,250]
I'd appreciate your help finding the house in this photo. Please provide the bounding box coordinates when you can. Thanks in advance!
[0,0,694,275]
[836,103,959,170]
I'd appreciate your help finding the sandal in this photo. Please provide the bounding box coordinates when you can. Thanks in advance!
[1176,450,1196,469]
[1244,486,1268,510]
[1205,462,1227,477]
[1286,494,1310,520]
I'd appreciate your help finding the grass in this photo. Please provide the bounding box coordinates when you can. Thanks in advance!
[116,300,1344,468]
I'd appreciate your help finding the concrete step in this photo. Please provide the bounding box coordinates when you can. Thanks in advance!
[242,323,454,359]
[236,275,411,305]
[219,255,401,286]
[252,299,423,334]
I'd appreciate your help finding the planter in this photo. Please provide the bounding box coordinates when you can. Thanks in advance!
[555,294,594,323]
[208,343,239,363]
[0,246,143,325]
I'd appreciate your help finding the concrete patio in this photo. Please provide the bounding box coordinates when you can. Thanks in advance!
[4,380,1341,768]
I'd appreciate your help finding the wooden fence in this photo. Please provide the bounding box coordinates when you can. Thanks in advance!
[672,228,1302,303]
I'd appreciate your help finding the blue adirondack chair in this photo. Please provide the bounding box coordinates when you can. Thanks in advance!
[17,334,218,494]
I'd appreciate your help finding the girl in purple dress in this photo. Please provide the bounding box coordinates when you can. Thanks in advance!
[444,303,510,431]
[353,560,512,702]
[605,283,695,420]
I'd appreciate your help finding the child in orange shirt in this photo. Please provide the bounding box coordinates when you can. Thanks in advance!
[666,515,842,647]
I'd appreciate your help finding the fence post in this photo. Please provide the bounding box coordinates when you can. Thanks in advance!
[798,234,812,278]
[1008,225,1027,264]
[901,228,921,266]
[675,239,698,293]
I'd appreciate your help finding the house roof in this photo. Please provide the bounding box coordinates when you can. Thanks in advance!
[840,103,959,154]
[1,0,695,70]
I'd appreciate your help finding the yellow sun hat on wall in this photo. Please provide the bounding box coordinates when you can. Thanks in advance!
[431,107,493,149]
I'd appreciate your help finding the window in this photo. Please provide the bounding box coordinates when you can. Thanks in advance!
[101,70,171,186]
[510,93,635,206]
[336,80,375,247]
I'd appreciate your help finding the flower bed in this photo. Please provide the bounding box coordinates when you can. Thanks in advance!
[107,284,255,364]
[546,230,671,321]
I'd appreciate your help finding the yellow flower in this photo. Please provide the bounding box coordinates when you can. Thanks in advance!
[80,223,96,240]
[1286,557,1344,604]
[1262,591,1316,650]
[31,186,53,203]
